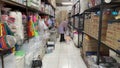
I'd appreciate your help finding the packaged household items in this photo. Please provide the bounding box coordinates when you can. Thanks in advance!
[86,55,120,68]
[0,35,16,49]
[15,51,25,68]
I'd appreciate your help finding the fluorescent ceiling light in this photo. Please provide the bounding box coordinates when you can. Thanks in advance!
[62,2,73,5]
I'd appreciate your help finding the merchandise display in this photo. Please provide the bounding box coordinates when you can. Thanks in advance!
[15,51,25,68]
[86,56,120,68]
[0,0,55,68]
[21,36,47,68]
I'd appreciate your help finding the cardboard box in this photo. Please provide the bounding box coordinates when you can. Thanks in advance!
[84,13,108,41]
[83,35,109,56]
[105,23,120,50]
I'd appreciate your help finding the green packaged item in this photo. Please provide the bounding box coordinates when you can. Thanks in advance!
[15,51,25,57]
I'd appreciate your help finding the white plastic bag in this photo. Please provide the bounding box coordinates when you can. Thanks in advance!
[15,56,25,68]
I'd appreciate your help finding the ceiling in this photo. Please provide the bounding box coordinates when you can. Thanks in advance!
[56,0,73,6]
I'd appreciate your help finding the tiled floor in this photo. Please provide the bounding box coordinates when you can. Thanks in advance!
[42,40,87,68]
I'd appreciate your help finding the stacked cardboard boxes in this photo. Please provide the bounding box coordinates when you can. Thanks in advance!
[84,13,110,41]
[83,35,109,57]
[106,23,120,51]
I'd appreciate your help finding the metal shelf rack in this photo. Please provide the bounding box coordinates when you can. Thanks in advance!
[82,0,120,65]
[68,0,82,48]
[69,0,120,66]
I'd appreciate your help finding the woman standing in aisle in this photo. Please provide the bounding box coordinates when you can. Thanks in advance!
[58,18,68,42]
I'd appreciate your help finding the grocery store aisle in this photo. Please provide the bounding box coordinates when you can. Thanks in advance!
[42,39,87,68]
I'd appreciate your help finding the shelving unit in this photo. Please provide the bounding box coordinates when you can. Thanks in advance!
[82,1,120,65]
[69,0,120,66]
[69,0,83,48]
[0,0,56,68]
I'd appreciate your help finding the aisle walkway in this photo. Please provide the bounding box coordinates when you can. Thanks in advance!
[42,40,87,68]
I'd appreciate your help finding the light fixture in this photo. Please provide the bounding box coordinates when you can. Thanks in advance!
[62,2,73,5]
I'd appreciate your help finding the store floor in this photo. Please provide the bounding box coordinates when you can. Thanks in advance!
[42,39,87,68]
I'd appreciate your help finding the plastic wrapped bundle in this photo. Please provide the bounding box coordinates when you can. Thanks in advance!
[38,19,48,35]
[5,35,16,48]
[21,36,46,67]
[16,12,24,40]
[9,11,24,41]
[15,51,25,68]
[0,35,16,49]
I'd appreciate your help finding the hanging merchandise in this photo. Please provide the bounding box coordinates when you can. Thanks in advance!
[0,23,7,36]
[0,35,16,49]
[27,16,35,38]
[9,11,24,41]
[44,16,49,27]
[32,22,38,37]
[5,35,16,48]
[0,36,8,49]
[16,12,24,40]
[32,14,39,36]
[7,16,16,33]
[0,22,14,36]
[4,23,14,35]
[1,14,9,23]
